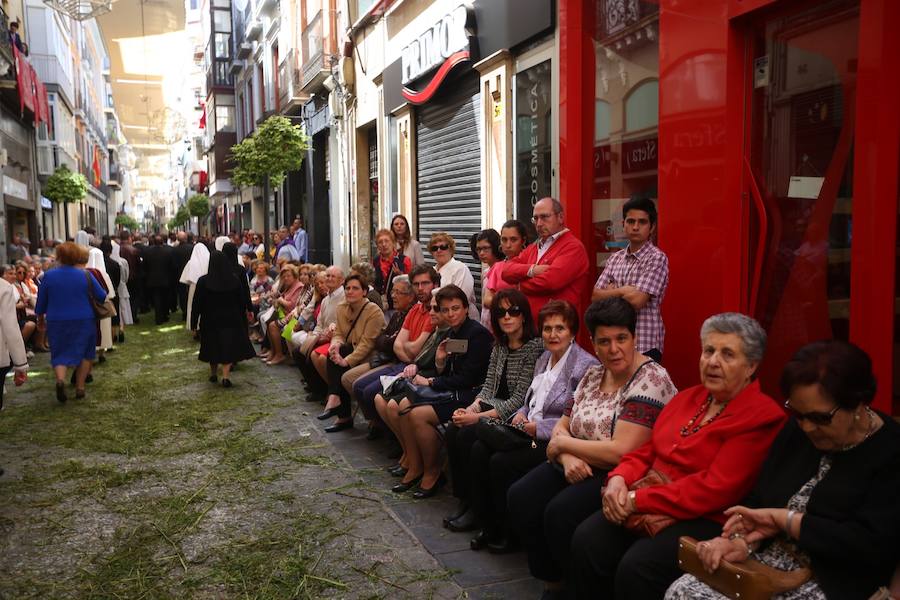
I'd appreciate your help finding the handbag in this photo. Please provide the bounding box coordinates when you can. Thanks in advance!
[474,417,535,451]
[677,536,812,600]
[85,272,116,319]
[623,469,677,537]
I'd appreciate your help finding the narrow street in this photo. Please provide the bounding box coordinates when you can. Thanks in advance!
[0,323,459,599]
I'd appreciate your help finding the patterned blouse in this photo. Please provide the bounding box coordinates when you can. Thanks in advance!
[564,360,676,441]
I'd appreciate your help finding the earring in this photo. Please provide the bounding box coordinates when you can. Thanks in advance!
[854,411,861,421]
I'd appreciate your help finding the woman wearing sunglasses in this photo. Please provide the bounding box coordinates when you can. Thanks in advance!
[443,289,543,532]
[667,340,900,600]
[428,232,478,320]
[507,298,676,598]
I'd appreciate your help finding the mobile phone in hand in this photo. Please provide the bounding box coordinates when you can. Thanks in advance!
[445,338,469,354]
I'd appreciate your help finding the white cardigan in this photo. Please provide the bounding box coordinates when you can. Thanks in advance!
[0,279,28,370]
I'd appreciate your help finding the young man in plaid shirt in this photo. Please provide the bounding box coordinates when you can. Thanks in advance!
[592,197,668,362]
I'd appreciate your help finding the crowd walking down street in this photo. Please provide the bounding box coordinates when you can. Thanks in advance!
[1,210,900,600]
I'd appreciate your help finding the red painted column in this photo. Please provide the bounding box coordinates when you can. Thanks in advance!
[850,0,900,413]
[558,0,595,263]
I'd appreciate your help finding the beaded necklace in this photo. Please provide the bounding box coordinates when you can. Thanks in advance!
[680,394,729,437]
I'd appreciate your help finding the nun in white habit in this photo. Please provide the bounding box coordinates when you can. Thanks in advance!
[214,236,230,252]
[87,247,116,351]
[181,242,210,331]
[75,230,92,248]
[111,241,133,327]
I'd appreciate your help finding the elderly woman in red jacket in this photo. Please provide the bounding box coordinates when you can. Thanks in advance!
[568,312,787,600]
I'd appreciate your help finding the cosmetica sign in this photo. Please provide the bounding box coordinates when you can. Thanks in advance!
[401,4,475,104]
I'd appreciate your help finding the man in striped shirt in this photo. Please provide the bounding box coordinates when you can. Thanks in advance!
[592,197,668,363]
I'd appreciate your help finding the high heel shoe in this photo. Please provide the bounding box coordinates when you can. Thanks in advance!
[470,529,489,551]
[443,501,469,528]
[412,474,446,499]
[316,406,340,421]
[391,474,422,493]
[446,509,479,532]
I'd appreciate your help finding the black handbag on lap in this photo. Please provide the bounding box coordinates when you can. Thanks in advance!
[474,417,535,451]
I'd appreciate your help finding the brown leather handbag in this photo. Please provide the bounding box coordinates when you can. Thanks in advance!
[677,536,812,600]
[623,469,676,537]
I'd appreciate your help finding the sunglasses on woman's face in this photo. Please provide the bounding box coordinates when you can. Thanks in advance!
[430,244,450,252]
[496,306,524,318]
[783,400,841,426]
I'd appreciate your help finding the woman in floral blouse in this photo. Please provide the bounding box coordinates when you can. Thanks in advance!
[507,297,676,598]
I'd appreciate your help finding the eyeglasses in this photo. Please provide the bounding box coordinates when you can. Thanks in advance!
[783,400,841,426]
[427,304,440,312]
[532,212,560,223]
[430,244,450,252]
[495,306,524,318]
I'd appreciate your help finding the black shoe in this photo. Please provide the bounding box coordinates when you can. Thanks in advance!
[117,332,125,343]
[324,420,353,433]
[443,501,470,527]
[56,383,67,404]
[391,474,422,493]
[412,475,446,500]
[388,464,408,478]
[316,407,340,421]
[222,379,233,388]
[470,529,489,551]
[487,536,520,555]
[86,374,93,384]
[447,509,479,532]
[209,375,218,383]
[365,426,383,441]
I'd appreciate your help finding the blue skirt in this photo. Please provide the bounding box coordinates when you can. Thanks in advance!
[48,318,97,367]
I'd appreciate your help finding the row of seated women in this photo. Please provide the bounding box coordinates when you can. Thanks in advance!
[291,268,900,600]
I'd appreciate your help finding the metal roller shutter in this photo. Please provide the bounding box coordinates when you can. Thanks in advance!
[416,71,483,301]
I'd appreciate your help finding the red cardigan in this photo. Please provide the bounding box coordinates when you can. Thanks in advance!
[608,380,787,524]
[501,230,589,321]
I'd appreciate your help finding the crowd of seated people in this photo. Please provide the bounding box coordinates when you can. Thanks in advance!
[272,209,900,600]
[2,256,53,356]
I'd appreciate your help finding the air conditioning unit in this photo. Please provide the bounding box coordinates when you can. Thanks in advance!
[236,41,252,59]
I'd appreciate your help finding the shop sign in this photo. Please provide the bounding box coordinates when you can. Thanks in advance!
[41,196,52,210]
[2,176,28,200]
[515,60,552,220]
[401,4,474,104]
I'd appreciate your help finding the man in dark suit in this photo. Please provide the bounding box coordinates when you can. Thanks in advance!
[172,231,195,320]
[142,235,175,325]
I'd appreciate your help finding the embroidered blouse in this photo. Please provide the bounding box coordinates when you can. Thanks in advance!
[565,360,676,441]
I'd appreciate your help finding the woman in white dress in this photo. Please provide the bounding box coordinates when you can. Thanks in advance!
[86,247,116,354]
[181,243,210,332]
[428,231,478,320]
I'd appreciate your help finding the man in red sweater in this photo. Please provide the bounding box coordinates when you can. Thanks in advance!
[502,197,589,321]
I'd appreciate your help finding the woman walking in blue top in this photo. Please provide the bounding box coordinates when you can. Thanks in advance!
[35,242,108,403]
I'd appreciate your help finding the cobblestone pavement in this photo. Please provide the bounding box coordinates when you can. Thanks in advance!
[0,320,464,599]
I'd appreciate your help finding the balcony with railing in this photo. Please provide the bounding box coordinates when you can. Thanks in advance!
[300,11,329,92]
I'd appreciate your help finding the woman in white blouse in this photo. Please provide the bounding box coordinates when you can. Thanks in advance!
[428,231,478,320]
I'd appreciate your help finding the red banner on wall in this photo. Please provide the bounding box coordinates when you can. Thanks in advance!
[13,45,34,115]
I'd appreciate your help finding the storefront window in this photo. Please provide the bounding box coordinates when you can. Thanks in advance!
[591,0,659,267]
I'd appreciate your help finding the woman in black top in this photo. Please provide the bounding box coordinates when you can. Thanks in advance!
[667,340,900,600]
[191,251,255,388]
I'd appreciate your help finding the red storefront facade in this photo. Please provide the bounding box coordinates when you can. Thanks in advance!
[557,0,900,413]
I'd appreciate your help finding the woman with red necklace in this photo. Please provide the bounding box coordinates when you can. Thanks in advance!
[568,312,787,600]
[372,229,411,310]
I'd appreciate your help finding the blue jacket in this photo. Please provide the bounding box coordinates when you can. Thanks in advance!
[35,266,108,321]
[516,344,599,441]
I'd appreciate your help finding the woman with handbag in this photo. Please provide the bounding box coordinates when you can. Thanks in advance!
[35,242,108,402]
[666,340,900,600]
[569,313,787,600]
[388,284,493,499]
[340,275,417,440]
[467,300,599,553]
[318,274,385,433]
[443,288,542,532]
[507,298,676,598]
[190,250,256,387]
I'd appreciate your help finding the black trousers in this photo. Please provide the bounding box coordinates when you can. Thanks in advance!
[469,438,548,536]
[298,347,327,397]
[177,283,189,319]
[325,345,354,419]
[570,510,720,600]
[126,280,141,322]
[148,285,170,325]
[445,422,479,502]
[508,461,607,583]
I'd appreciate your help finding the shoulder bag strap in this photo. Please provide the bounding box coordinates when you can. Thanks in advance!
[84,271,96,302]
[344,300,370,339]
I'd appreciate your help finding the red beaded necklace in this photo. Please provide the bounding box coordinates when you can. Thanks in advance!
[680,394,729,437]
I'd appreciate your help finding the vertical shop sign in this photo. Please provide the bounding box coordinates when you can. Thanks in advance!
[515,59,552,221]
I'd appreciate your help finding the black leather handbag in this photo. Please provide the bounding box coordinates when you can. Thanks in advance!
[474,417,536,451]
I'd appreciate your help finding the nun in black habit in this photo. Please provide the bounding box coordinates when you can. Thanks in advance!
[191,250,256,387]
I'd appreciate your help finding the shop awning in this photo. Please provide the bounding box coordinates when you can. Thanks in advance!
[13,45,50,127]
